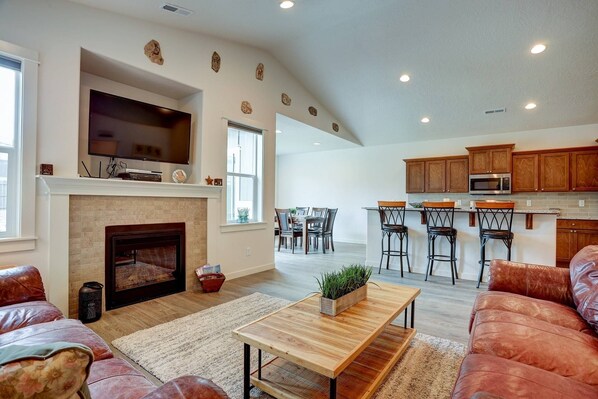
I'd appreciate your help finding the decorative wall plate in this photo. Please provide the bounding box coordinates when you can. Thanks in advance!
[308,106,318,116]
[144,39,164,65]
[332,123,339,132]
[211,51,221,72]
[281,93,291,106]
[241,101,253,114]
[172,169,187,183]
[256,63,264,81]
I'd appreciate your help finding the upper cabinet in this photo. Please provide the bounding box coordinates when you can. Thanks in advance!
[539,152,570,192]
[405,156,468,194]
[405,161,425,193]
[466,144,514,174]
[512,147,598,193]
[571,150,598,191]
[512,154,539,192]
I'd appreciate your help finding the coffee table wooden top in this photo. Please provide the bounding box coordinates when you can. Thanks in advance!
[233,282,420,378]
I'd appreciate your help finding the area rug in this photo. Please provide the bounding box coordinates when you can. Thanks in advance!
[113,293,465,398]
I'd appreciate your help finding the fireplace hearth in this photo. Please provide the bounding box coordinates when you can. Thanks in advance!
[105,223,185,309]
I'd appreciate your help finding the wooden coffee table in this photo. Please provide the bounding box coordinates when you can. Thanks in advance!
[232,282,420,399]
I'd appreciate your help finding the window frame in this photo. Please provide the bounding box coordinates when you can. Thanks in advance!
[224,120,264,226]
[0,40,39,252]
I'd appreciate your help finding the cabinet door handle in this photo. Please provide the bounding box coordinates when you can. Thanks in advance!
[573,188,576,191]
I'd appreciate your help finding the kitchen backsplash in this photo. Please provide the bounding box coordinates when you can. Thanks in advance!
[407,192,598,219]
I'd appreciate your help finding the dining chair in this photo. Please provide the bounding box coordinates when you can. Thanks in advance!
[275,208,303,253]
[296,207,310,216]
[309,208,338,253]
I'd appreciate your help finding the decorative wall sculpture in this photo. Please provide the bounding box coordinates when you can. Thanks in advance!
[256,63,264,81]
[241,101,253,114]
[308,106,318,116]
[281,93,291,106]
[144,40,164,65]
[332,123,339,132]
[211,51,221,72]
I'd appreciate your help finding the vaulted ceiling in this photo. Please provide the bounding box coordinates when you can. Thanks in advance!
[70,0,598,147]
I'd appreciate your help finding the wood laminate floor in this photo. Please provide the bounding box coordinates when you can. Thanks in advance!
[89,242,479,348]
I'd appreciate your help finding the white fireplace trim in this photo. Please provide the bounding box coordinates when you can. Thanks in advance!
[37,176,222,198]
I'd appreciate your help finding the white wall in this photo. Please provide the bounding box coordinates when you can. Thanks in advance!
[0,0,355,290]
[276,124,598,244]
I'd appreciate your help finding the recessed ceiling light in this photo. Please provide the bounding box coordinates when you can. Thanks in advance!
[525,102,537,110]
[421,117,430,124]
[399,74,410,83]
[313,142,321,146]
[530,44,546,54]
[280,1,294,9]
[275,129,282,134]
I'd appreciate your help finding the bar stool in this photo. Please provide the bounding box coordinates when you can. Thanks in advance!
[423,201,458,285]
[377,201,411,276]
[475,201,515,288]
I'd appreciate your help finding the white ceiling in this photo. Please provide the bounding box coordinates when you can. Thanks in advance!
[70,0,598,148]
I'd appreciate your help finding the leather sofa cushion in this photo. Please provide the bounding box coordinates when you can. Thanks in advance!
[570,245,598,332]
[0,300,64,334]
[0,265,46,307]
[469,310,598,385]
[452,354,598,399]
[88,358,157,399]
[0,319,112,361]
[470,291,593,335]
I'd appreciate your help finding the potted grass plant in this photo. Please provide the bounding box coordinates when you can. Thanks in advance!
[316,264,372,316]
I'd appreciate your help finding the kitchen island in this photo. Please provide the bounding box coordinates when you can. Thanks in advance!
[364,207,560,283]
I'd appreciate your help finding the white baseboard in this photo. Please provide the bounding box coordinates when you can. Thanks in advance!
[225,262,275,280]
[367,261,480,282]
[334,238,367,245]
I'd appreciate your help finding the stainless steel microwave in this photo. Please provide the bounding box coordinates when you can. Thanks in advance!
[469,174,511,195]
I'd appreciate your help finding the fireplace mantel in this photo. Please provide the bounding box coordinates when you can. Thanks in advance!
[37,176,222,198]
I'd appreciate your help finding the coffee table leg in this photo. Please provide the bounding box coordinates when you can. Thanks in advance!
[258,349,262,379]
[330,377,337,399]
[411,300,415,328]
[404,308,407,328]
[244,343,250,399]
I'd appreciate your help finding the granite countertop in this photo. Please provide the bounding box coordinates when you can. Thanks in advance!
[363,207,560,215]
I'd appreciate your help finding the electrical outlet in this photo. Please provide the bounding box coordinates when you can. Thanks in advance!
[579,200,585,207]
[245,247,251,256]
[526,200,532,207]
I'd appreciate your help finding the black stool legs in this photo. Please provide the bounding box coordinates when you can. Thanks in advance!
[425,233,458,285]
[379,230,411,277]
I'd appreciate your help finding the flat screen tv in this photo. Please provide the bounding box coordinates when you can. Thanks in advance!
[88,89,191,164]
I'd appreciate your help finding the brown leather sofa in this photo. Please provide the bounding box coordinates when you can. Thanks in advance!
[451,245,598,398]
[0,265,229,399]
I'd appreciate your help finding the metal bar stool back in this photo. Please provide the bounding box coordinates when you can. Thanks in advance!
[377,201,411,277]
[475,201,515,288]
[422,201,458,285]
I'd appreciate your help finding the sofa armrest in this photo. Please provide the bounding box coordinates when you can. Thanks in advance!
[141,376,229,399]
[0,265,46,307]
[488,259,574,307]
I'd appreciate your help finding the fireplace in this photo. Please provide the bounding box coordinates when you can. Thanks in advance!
[105,223,186,310]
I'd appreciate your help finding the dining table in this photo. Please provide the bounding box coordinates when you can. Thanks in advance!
[295,215,326,254]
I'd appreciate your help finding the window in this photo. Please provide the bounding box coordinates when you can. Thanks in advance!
[226,123,263,223]
[0,55,21,237]
[0,40,38,250]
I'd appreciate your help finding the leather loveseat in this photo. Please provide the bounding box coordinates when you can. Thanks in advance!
[451,245,598,398]
[0,265,229,399]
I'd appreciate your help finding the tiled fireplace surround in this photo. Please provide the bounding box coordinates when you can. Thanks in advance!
[38,177,221,317]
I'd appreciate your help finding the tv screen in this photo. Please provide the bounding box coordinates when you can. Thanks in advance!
[88,89,191,164]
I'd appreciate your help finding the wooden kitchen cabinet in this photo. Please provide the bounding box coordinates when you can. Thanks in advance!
[556,219,598,267]
[425,159,446,193]
[571,150,598,191]
[446,157,469,193]
[405,161,425,193]
[405,156,469,194]
[512,154,539,192]
[466,144,514,174]
[540,152,570,192]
